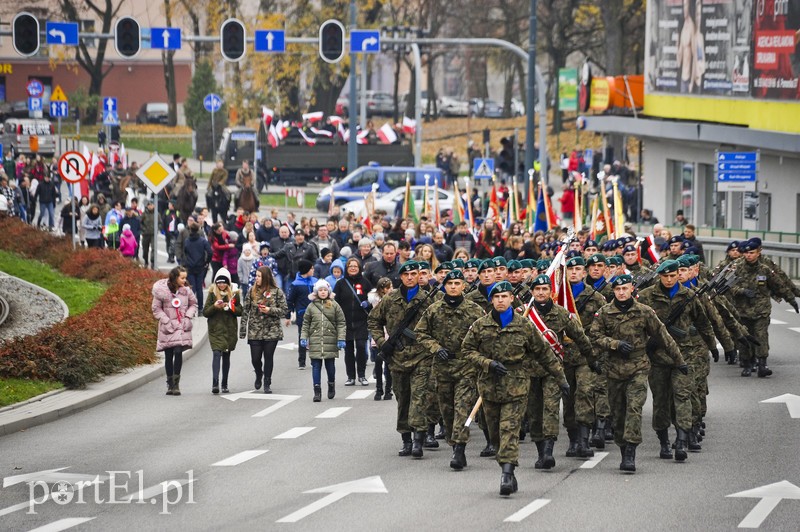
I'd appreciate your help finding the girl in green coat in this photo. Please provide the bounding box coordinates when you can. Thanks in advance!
[203,267,243,394]
[300,279,346,402]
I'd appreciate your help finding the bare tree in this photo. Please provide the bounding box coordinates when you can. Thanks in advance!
[162,0,178,126]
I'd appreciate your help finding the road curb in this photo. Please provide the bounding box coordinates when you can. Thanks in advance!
[0,319,208,438]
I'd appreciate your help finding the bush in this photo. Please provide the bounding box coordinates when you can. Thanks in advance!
[0,218,164,389]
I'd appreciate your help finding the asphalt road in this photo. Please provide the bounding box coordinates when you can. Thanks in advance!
[2,302,800,531]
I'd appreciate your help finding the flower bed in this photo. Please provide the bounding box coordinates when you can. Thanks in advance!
[0,217,164,389]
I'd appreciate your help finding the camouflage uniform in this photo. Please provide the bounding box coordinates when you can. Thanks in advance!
[462,312,566,466]
[760,255,800,299]
[368,286,436,434]
[590,299,682,447]
[583,278,612,422]
[466,284,494,313]
[415,297,484,445]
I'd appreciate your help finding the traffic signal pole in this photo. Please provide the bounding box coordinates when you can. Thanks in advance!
[347,0,358,175]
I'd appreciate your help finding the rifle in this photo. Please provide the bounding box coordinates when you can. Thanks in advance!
[464,279,480,295]
[378,282,441,361]
[633,269,658,291]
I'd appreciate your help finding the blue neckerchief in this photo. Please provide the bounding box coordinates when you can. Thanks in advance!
[572,281,585,299]
[486,282,496,301]
[608,275,618,286]
[593,278,606,290]
[668,283,679,299]
[683,278,698,288]
[499,307,514,328]
[405,285,419,302]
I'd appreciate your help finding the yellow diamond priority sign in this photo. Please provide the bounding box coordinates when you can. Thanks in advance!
[137,154,176,194]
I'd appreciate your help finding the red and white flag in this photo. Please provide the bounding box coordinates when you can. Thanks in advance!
[262,106,274,128]
[329,116,344,127]
[402,116,416,135]
[119,143,128,169]
[377,123,398,144]
[338,123,348,142]
[311,127,334,138]
[356,129,369,144]
[302,111,324,123]
[276,120,289,139]
[298,128,317,146]
[267,123,280,148]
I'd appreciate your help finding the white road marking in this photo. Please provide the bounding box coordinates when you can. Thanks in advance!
[28,518,95,532]
[274,427,316,439]
[786,308,797,313]
[221,391,301,418]
[770,319,787,325]
[0,496,49,517]
[316,407,351,418]
[121,478,195,502]
[346,390,373,400]
[277,476,387,523]
[504,499,551,522]
[277,342,299,350]
[788,327,800,334]
[579,451,610,469]
[212,450,269,466]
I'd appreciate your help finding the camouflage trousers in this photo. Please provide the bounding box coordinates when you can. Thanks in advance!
[563,364,595,429]
[648,364,692,431]
[483,397,527,466]
[593,372,611,419]
[607,371,649,446]
[426,368,442,426]
[685,348,708,424]
[528,375,561,441]
[435,373,477,445]
[740,316,770,361]
[391,362,433,433]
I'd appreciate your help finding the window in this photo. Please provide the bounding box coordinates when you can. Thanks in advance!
[81,20,96,48]
[384,171,409,189]
[668,160,693,224]
[350,170,378,188]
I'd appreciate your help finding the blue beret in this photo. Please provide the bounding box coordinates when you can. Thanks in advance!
[583,239,599,249]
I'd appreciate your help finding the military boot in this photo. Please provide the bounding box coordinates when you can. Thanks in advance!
[674,428,688,461]
[757,358,773,378]
[741,363,752,376]
[688,426,702,451]
[620,444,637,472]
[591,418,606,449]
[519,417,529,442]
[313,385,321,402]
[480,428,496,457]
[411,431,425,458]
[398,433,413,457]
[450,443,467,470]
[435,422,446,440]
[694,422,704,443]
[165,376,174,396]
[656,429,673,459]
[541,438,556,469]
[328,382,335,399]
[604,418,614,441]
[577,425,595,458]
[565,428,579,457]
[172,375,181,396]
[534,440,545,469]
[726,350,738,365]
[423,424,439,448]
[499,463,518,496]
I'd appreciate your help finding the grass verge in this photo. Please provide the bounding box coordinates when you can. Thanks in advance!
[260,192,318,209]
[0,250,105,316]
[0,378,63,407]
[119,136,193,159]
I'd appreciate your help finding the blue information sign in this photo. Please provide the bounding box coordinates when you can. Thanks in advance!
[150,27,181,50]
[46,22,80,46]
[350,30,380,53]
[254,30,285,52]
[49,101,69,118]
[204,94,222,113]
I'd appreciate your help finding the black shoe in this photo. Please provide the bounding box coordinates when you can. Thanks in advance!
[499,463,517,496]
[435,426,446,440]
[656,429,673,459]
[383,389,393,400]
[741,365,752,377]
[688,427,702,451]
[604,421,614,441]
[423,426,439,448]
[566,428,579,457]
[757,358,773,377]
[412,431,425,458]
[263,384,272,394]
[399,434,413,457]
[450,443,467,470]
[328,382,335,399]
[313,385,322,402]
[254,373,263,390]
[577,425,595,458]
[534,440,545,469]
[212,380,219,394]
[541,438,556,469]
[592,419,606,449]
[674,428,688,462]
[620,444,637,472]
[374,387,383,401]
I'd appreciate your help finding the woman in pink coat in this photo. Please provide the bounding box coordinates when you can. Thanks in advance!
[152,266,198,395]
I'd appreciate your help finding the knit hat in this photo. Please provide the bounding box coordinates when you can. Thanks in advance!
[242,243,253,255]
[214,267,232,284]
[309,279,333,300]
[297,259,314,275]
[320,247,332,258]
[122,224,131,231]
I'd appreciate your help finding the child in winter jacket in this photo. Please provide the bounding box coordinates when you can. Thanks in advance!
[119,223,138,258]
[300,279,346,402]
[224,231,241,285]
[325,257,346,289]
[237,243,257,300]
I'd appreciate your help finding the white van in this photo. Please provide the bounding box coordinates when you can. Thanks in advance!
[2,118,57,157]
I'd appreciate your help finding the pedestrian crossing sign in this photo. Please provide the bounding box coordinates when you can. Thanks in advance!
[473,158,495,179]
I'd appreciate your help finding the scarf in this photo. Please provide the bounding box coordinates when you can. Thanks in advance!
[571,281,585,300]
[660,283,679,299]
[443,294,464,307]
[613,298,634,312]
[491,307,515,328]
[401,285,419,303]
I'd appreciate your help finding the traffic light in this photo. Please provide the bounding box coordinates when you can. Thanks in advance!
[319,20,345,64]
[220,18,246,62]
[12,12,40,57]
[115,17,141,58]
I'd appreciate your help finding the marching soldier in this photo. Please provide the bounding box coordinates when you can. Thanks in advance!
[466,260,497,313]
[463,258,481,291]
[492,256,509,282]
[622,244,650,276]
[590,275,682,473]
[367,261,437,458]
[584,253,612,444]
[461,281,567,495]
[415,269,485,470]
[601,256,625,301]
[731,238,798,377]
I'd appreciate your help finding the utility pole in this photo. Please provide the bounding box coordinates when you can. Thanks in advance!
[525,0,538,187]
[347,0,358,174]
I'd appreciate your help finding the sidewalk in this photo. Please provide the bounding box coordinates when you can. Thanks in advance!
[0,319,208,437]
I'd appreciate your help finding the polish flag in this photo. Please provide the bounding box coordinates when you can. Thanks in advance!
[338,123,348,142]
[329,116,344,127]
[120,143,128,168]
[402,116,416,135]
[356,129,369,144]
[311,127,334,138]
[268,123,280,148]
[302,111,324,123]
[276,120,289,139]
[377,123,398,144]
[298,128,317,146]
[262,106,274,128]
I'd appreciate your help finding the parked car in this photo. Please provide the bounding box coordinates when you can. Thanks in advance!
[439,97,470,117]
[136,102,169,124]
[482,100,504,118]
[335,91,394,117]
[398,91,441,118]
[339,186,454,217]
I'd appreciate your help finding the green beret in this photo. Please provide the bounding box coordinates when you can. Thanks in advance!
[398,261,420,274]
[507,260,522,272]
[416,260,431,271]
[611,274,633,287]
[537,259,551,271]
[605,255,624,266]
[478,259,496,273]
[451,259,466,269]
[444,269,465,282]
[520,259,536,270]
[684,254,700,266]
[676,255,693,268]
[586,253,606,267]
[465,258,482,269]
[491,256,508,268]
[566,256,586,268]
[434,262,453,273]
[489,280,514,298]
[530,274,551,287]
[656,259,679,274]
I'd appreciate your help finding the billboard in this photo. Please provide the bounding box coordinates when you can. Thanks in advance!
[558,68,578,110]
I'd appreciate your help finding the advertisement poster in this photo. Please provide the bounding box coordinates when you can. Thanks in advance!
[558,68,578,110]
[751,0,800,100]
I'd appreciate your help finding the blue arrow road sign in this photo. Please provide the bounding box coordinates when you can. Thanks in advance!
[718,162,757,172]
[718,172,757,182]
[204,94,222,113]
[350,30,380,53]
[49,101,69,118]
[473,158,495,178]
[46,22,80,46]
[717,151,757,163]
[254,30,285,52]
[150,27,181,50]
[103,97,117,114]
